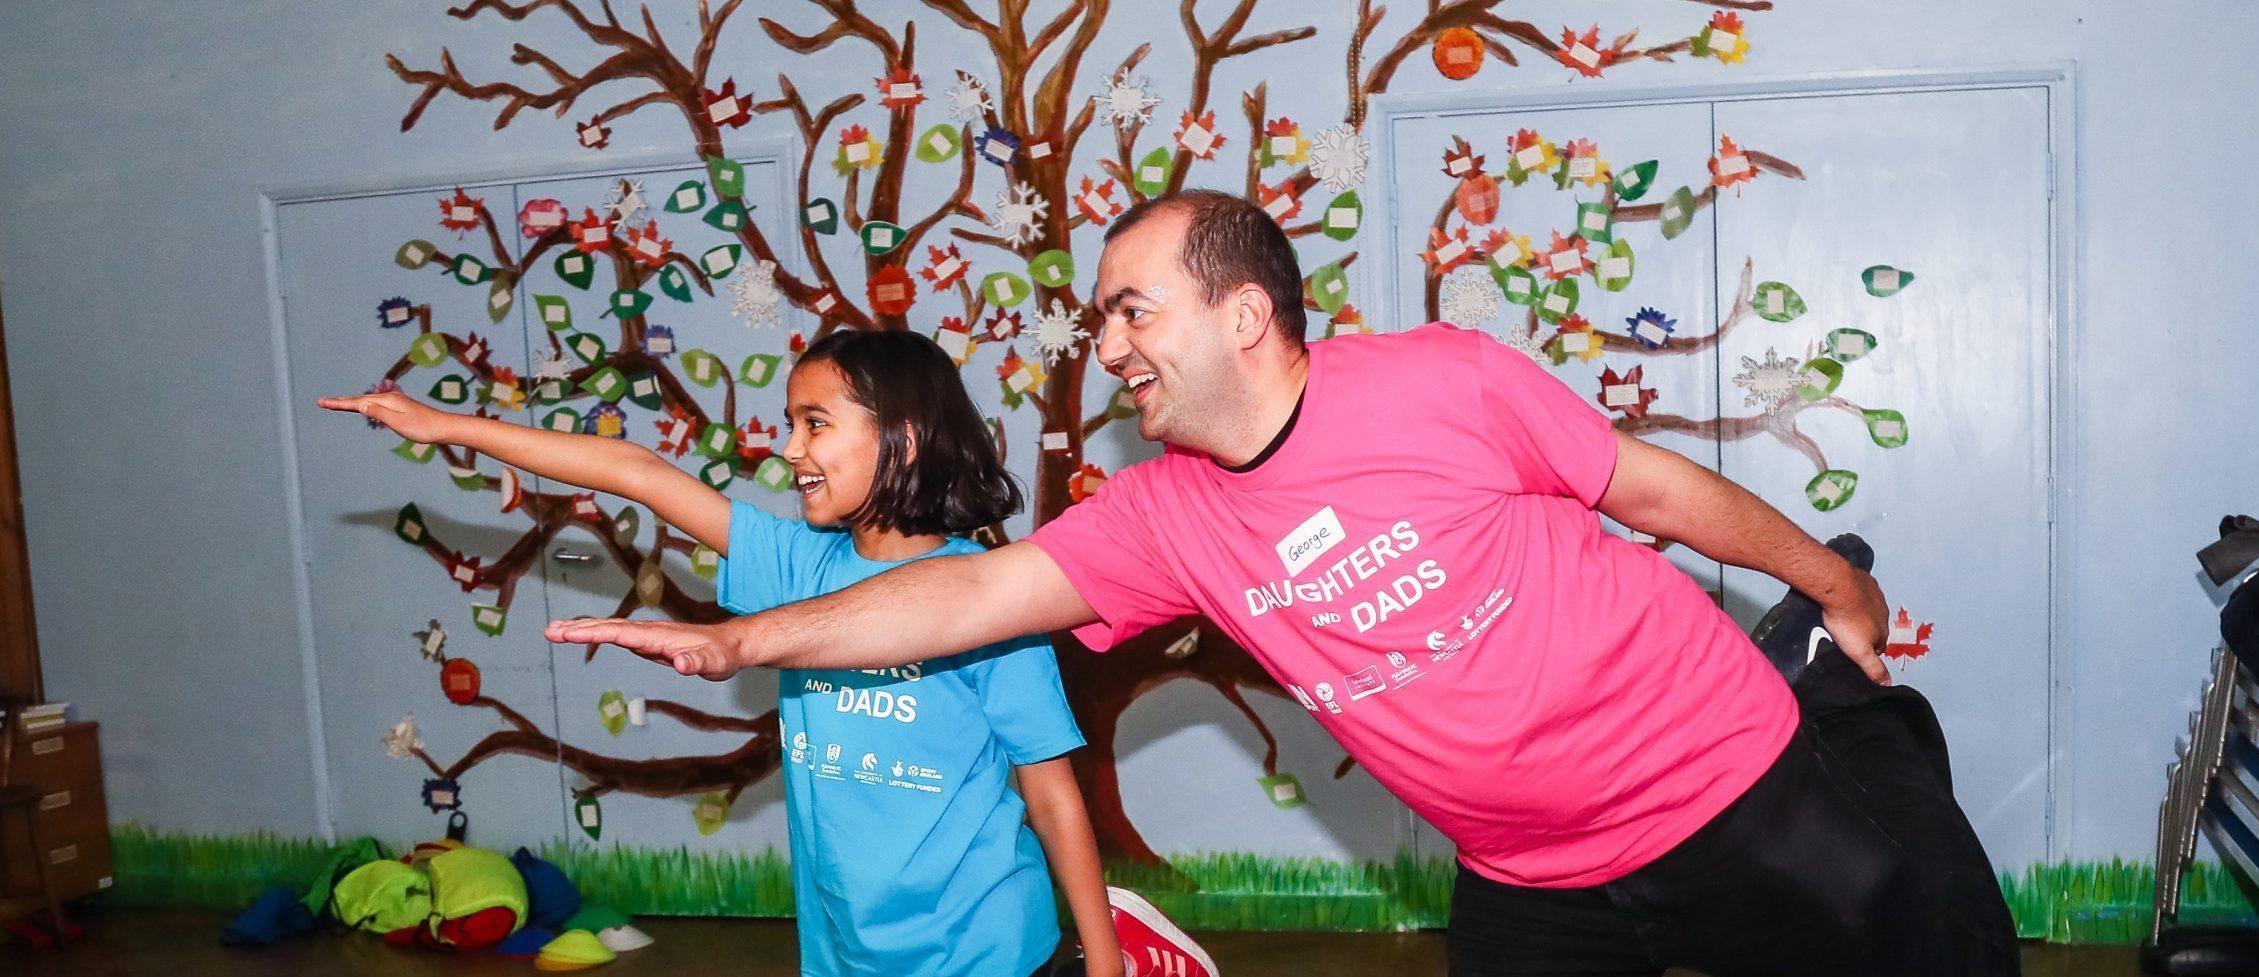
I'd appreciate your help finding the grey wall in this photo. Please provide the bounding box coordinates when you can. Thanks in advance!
[2,0,2255,865]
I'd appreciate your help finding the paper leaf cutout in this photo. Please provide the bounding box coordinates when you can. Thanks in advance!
[1595,239,1635,291]
[1752,282,1805,322]
[1322,191,1363,241]
[914,123,962,163]
[1862,265,1914,297]
[1863,408,1910,448]
[1029,249,1075,290]
[1882,607,1934,661]
[1829,328,1878,362]
[1797,357,1844,401]
[1613,160,1659,201]
[1433,26,1484,80]
[693,792,730,836]
[574,795,603,840]
[1805,469,1859,511]
[1659,186,1698,240]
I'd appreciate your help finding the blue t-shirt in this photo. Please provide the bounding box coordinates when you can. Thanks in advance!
[716,501,1085,977]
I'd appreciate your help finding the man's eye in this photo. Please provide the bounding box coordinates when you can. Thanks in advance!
[1124,307,1146,321]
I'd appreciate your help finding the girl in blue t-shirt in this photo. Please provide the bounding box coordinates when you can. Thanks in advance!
[324,330,1215,977]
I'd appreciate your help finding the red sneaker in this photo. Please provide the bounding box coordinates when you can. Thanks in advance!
[1108,886,1217,977]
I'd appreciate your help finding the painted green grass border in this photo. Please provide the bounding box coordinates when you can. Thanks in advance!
[106,825,2259,941]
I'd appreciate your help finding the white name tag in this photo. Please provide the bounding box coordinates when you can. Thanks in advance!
[1275,506,1345,575]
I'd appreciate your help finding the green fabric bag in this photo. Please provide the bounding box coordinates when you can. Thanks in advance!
[331,859,432,933]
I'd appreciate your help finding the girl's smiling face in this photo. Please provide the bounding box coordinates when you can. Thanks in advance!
[782,360,885,527]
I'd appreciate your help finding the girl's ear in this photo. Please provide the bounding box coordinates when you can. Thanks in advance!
[901,420,918,466]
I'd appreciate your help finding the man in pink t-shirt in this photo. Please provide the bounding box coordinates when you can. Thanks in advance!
[553,191,2014,976]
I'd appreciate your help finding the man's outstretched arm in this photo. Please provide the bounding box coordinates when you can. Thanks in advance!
[545,540,1101,679]
[1597,431,1893,683]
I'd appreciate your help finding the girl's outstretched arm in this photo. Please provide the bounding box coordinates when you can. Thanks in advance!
[318,391,731,552]
[1018,757,1125,977]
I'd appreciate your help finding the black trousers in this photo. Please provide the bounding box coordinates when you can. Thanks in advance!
[1449,650,2021,977]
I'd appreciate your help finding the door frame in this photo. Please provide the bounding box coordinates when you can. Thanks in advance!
[256,137,801,839]
[1365,64,2080,863]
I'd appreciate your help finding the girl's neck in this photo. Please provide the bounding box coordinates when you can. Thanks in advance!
[851,523,949,563]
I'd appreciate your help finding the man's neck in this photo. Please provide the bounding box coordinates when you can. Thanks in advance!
[1207,348,1310,468]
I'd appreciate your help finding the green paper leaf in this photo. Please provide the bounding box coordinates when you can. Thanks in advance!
[1752,282,1806,322]
[533,294,574,331]
[452,253,491,286]
[608,289,652,318]
[1321,191,1363,242]
[1862,264,1914,297]
[624,372,663,410]
[699,458,736,489]
[449,464,486,491]
[981,272,1030,307]
[407,333,450,367]
[533,378,567,404]
[913,124,962,163]
[1828,328,1878,362]
[695,422,738,458]
[541,408,581,433]
[555,250,595,290]
[700,245,742,279]
[1308,263,1349,316]
[1133,147,1173,198]
[692,544,720,580]
[393,439,436,464]
[428,374,471,405]
[753,455,795,491]
[703,200,748,233]
[705,155,745,199]
[1575,202,1613,245]
[598,690,628,736]
[484,277,516,322]
[566,332,608,364]
[1108,384,1138,419]
[861,220,906,256]
[663,180,707,213]
[1863,408,1909,448]
[395,240,437,269]
[394,504,428,545]
[573,794,602,840]
[1797,357,1844,401]
[1613,160,1659,201]
[1806,469,1859,511]
[612,506,639,544]
[802,198,839,234]
[471,604,506,636]
[1536,278,1580,324]
[693,792,729,836]
[1595,240,1635,292]
[1257,773,1306,810]
[658,265,692,302]
[1028,249,1075,290]
[740,353,781,387]
[1658,186,1697,240]
[681,348,723,387]
[581,366,628,402]
[1491,260,1540,305]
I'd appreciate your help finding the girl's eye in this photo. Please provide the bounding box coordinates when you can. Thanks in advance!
[808,418,826,429]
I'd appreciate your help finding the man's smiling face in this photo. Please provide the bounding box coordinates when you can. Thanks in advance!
[1093,207,1237,446]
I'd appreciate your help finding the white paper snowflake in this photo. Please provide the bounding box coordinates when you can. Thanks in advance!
[989,182,1049,247]
[1440,268,1501,329]
[1029,299,1090,366]
[1495,323,1549,364]
[383,713,424,760]
[729,259,782,328]
[1733,347,1804,411]
[1308,124,1371,192]
[1093,72,1161,127]
[602,179,647,223]
[947,73,993,122]
[532,347,570,381]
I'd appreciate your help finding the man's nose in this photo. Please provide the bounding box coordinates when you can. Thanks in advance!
[1095,316,1129,372]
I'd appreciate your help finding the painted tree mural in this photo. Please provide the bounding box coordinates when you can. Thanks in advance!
[371,0,1805,866]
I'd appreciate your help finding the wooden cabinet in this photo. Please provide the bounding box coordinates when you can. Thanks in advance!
[2,721,111,901]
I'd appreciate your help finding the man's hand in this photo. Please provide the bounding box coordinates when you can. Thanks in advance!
[318,391,458,444]
[1820,567,1892,685]
[546,617,745,681]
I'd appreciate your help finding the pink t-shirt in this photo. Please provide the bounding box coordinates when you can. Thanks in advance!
[1028,323,1797,888]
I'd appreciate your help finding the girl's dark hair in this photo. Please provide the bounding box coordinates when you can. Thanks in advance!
[795,329,1022,537]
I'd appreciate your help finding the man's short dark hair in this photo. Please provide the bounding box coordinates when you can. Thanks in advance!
[1105,189,1307,348]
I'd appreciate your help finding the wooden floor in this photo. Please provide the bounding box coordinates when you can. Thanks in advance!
[0,907,2146,976]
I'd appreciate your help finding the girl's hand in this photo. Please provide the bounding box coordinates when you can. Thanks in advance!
[318,391,459,444]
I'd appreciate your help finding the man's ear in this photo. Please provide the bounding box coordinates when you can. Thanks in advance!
[1233,282,1275,352]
